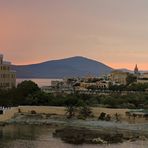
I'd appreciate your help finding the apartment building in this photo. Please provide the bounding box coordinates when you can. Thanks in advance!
[0,54,16,89]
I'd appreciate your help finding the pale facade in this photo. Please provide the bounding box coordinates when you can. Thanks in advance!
[0,54,16,89]
[80,81,109,89]
[140,73,148,79]
[137,73,148,84]
[110,70,128,85]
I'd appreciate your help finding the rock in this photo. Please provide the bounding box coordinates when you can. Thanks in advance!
[53,126,124,144]
[92,137,107,144]
[0,122,5,126]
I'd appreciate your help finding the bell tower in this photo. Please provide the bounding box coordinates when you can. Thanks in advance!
[134,64,140,76]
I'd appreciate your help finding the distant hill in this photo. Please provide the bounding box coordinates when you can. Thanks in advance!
[117,68,148,74]
[12,56,113,78]
[116,68,133,73]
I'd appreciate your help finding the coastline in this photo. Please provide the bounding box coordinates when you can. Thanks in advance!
[4,112,148,144]
[0,106,148,145]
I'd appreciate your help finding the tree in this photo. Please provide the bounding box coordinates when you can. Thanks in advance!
[109,84,126,91]
[78,105,93,119]
[126,74,137,85]
[65,97,78,118]
[15,80,40,105]
[17,80,40,97]
[25,91,48,105]
[127,83,148,91]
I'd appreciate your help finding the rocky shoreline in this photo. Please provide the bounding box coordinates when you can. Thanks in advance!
[53,126,147,144]
[1,113,148,145]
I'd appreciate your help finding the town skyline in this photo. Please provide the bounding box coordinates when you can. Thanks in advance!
[1,0,148,70]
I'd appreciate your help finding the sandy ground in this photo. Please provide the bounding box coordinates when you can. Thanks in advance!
[0,106,147,123]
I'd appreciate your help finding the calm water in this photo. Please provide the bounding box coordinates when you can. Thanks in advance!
[16,79,62,87]
[0,124,148,148]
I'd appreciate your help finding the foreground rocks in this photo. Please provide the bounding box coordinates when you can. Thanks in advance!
[53,126,147,145]
[5,113,148,145]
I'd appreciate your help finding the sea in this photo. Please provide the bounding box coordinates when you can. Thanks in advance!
[0,124,148,148]
[16,78,62,87]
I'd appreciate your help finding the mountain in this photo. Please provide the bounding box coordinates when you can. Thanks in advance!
[12,56,113,78]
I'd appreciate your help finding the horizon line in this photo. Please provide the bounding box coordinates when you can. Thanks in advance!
[11,56,148,71]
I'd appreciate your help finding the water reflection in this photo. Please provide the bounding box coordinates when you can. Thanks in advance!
[0,125,38,140]
[0,124,147,148]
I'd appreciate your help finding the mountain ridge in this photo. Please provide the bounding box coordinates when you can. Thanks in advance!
[12,56,113,78]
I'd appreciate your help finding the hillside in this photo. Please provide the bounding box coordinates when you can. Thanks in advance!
[12,56,113,78]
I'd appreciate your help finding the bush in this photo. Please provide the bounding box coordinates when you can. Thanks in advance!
[78,105,93,119]
[30,110,36,114]
[98,112,106,120]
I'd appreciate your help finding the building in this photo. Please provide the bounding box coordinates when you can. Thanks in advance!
[110,70,129,85]
[137,73,148,84]
[134,64,140,77]
[80,81,109,89]
[96,81,110,89]
[133,64,148,84]
[141,73,148,78]
[0,54,16,89]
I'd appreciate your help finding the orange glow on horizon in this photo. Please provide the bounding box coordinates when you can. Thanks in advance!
[1,1,148,71]
[109,63,148,71]
[11,57,148,71]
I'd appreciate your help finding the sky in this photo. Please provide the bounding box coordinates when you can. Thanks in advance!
[0,0,148,70]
